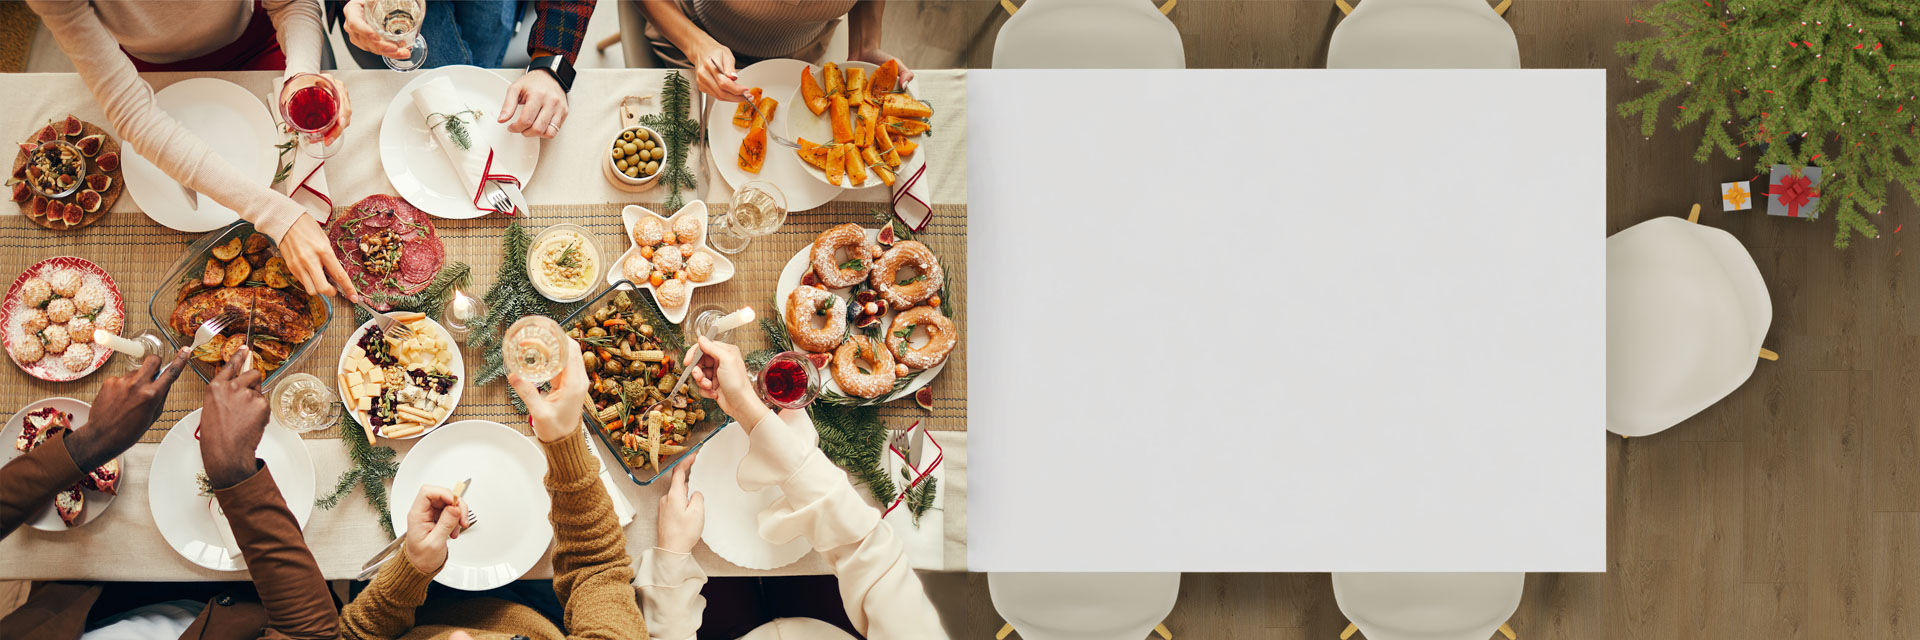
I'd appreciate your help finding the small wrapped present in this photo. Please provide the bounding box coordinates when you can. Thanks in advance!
[1721,181,1753,211]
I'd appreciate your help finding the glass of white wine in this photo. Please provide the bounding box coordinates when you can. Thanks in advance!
[365,0,428,72]
[710,181,787,254]
[502,315,566,386]
[271,372,342,434]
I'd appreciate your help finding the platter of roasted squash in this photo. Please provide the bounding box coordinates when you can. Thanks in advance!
[780,60,930,190]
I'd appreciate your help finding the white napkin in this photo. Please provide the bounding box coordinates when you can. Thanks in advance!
[891,161,933,232]
[410,76,517,216]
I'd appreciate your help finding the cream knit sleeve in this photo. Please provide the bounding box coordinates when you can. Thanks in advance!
[263,0,327,76]
[738,411,950,639]
[25,0,309,242]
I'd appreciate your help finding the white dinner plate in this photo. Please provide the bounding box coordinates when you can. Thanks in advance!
[780,62,929,192]
[337,316,466,440]
[773,228,948,402]
[389,420,552,591]
[707,59,843,212]
[689,419,810,570]
[604,202,736,324]
[150,409,316,571]
[0,397,116,531]
[123,78,276,232]
[380,66,541,219]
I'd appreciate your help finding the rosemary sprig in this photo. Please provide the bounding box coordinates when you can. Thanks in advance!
[271,136,297,185]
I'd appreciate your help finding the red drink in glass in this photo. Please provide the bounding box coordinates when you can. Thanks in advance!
[286,85,338,133]
[756,351,819,409]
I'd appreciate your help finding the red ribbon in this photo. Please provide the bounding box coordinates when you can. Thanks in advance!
[1769,173,1819,218]
[882,420,943,518]
[471,149,521,216]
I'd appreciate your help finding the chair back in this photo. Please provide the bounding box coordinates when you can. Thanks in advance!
[989,572,1181,640]
[1328,0,1519,69]
[1332,572,1524,640]
[993,0,1185,69]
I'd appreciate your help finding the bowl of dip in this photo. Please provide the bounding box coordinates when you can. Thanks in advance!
[528,223,602,302]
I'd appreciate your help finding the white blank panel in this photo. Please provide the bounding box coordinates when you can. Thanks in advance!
[966,70,1606,572]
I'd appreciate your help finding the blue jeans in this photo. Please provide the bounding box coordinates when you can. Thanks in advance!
[348,0,518,68]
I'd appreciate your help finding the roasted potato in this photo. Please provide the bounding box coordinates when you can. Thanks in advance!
[211,236,245,261]
[222,257,251,287]
[193,334,227,363]
[202,258,225,288]
[244,233,272,255]
[260,257,292,288]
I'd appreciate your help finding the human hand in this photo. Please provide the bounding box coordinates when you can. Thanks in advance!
[402,484,468,574]
[655,452,704,554]
[199,359,268,489]
[343,0,412,59]
[686,337,761,428]
[279,217,358,301]
[499,70,569,139]
[66,348,191,470]
[851,49,914,86]
[688,39,751,102]
[321,73,352,145]
[506,323,589,443]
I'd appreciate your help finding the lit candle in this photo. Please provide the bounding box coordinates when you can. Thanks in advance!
[94,330,145,357]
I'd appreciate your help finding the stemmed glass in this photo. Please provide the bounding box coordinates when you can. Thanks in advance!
[365,0,428,72]
[502,315,566,386]
[709,181,787,254]
[278,73,344,159]
[270,373,343,434]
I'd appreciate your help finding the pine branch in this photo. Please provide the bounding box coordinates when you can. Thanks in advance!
[903,465,937,525]
[319,409,399,538]
[638,72,700,211]
[812,403,896,506]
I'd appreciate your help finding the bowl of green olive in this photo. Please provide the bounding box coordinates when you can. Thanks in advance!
[605,125,668,190]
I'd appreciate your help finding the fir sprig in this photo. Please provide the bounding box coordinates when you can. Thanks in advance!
[1617,0,1920,248]
[902,464,937,525]
[637,72,700,211]
[426,109,483,150]
[318,410,400,538]
[354,262,470,323]
[812,403,897,507]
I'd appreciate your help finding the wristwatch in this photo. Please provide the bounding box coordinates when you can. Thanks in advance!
[528,55,576,93]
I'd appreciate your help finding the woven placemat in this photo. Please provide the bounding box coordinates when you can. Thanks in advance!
[0,3,36,74]
[0,200,965,443]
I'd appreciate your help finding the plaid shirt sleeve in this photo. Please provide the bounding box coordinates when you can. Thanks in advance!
[529,0,596,66]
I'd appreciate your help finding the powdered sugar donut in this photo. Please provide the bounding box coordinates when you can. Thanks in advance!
[9,331,43,363]
[686,252,715,282]
[73,282,107,315]
[46,269,81,298]
[19,277,50,308]
[59,343,92,372]
[44,298,74,323]
[17,308,47,335]
[622,252,653,285]
[41,325,69,353]
[633,216,669,247]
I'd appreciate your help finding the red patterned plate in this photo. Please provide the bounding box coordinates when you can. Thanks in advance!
[2,257,126,382]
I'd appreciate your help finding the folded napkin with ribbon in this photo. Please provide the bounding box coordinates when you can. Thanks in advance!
[891,161,934,232]
[411,76,523,216]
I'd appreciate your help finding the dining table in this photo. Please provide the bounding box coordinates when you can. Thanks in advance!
[0,67,969,580]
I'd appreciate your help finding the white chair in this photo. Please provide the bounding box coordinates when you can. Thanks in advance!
[989,572,1179,640]
[992,0,1185,69]
[1607,204,1775,438]
[1327,0,1520,69]
[1332,573,1523,640]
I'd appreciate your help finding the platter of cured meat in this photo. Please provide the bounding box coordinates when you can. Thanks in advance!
[327,195,447,308]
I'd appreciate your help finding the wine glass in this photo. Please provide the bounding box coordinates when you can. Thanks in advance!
[365,0,428,72]
[709,181,787,254]
[502,315,566,386]
[270,373,343,434]
[753,351,819,410]
[278,73,343,159]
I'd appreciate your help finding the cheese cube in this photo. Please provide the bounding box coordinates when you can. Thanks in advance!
[348,346,365,360]
[355,396,372,411]
[346,371,365,387]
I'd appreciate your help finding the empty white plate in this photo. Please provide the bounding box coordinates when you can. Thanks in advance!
[122,78,276,232]
[389,420,552,590]
[150,409,316,571]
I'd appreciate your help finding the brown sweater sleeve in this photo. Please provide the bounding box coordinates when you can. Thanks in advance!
[339,548,437,640]
[543,430,647,640]
[0,431,87,541]
[214,463,340,640]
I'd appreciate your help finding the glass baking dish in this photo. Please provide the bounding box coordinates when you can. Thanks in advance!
[559,281,725,486]
[146,221,333,387]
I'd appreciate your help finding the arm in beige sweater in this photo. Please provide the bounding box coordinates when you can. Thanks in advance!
[25,0,312,242]
[633,411,948,639]
[264,0,328,77]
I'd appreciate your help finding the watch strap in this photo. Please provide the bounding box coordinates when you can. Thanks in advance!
[529,55,575,93]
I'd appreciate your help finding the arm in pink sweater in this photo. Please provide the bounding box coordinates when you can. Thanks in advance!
[264,0,327,77]
[26,0,309,242]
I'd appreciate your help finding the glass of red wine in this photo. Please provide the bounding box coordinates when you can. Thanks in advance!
[755,351,820,410]
[279,73,343,159]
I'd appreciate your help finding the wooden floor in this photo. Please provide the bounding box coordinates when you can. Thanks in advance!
[913,1,1920,638]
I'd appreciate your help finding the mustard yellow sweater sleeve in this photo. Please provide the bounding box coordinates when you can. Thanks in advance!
[339,551,438,640]
[545,429,648,640]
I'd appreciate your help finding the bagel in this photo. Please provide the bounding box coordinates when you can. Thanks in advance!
[871,241,943,310]
[832,335,896,398]
[810,223,880,288]
[886,305,956,370]
[784,285,847,353]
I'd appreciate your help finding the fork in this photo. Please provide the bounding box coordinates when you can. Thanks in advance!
[356,487,477,580]
[353,299,416,341]
[486,189,515,217]
[186,311,241,353]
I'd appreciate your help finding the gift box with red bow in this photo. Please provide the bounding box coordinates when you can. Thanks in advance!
[1766,165,1822,219]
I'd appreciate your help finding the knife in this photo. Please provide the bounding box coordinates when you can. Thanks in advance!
[179,182,199,209]
[240,293,257,372]
[890,420,927,470]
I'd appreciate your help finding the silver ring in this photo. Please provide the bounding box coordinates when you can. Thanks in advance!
[547,121,559,131]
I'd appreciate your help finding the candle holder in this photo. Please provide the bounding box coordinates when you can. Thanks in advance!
[441,286,488,343]
[96,329,167,373]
